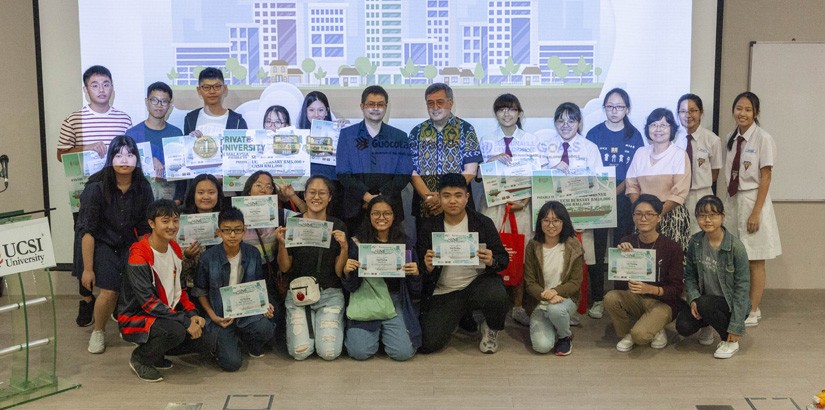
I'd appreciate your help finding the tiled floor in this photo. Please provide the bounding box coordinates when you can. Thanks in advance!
[2,289,823,409]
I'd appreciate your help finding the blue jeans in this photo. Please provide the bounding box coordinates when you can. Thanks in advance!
[345,293,416,361]
[285,287,344,360]
[208,317,275,372]
[529,298,577,354]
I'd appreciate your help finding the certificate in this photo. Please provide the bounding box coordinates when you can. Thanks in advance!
[163,134,223,181]
[285,217,333,248]
[220,279,269,319]
[532,167,617,230]
[432,232,479,266]
[308,119,341,166]
[607,248,657,281]
[358,243,405,278]
[231,195,279,229]
[62,146,154,212]
[177,212,221,247]
[479,157,538,206]
[221,129,311,192]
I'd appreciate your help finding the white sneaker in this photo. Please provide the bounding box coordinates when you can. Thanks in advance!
[651,329,668,349]
[478,321,499,354]
[88,330,106,354]
[697,326,715,346]
[587,301,604,319]
[616,334,634,352]
[511,307,530,327]
[569,313,581,327]
[713,341,739,359]
[754,308,762,319]
[744,311,759,327]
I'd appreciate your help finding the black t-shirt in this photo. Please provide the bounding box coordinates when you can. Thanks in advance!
[286,215,347,289]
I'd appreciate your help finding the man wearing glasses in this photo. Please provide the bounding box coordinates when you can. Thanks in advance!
[336,85,413,233]
[192,207,275,371]
[408,83,483,230]
[125,82,182,187]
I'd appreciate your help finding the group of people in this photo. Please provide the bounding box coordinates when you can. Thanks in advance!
[59,65,781,383]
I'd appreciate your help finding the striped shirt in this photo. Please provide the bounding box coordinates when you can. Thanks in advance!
[57,105,132,150]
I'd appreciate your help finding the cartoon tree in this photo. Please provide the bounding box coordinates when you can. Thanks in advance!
[166,68,179,83]
[473,62,485,85]
[423,65,438,84]
[355,56,375,84]
[302,58,316,84]
[225,58,247,84]
[594,67,603,82]
[256,67,268,84]
[399,58,418,86]
[499,56,520,84]
[193,66,205,82]
[314,66,327,84]
[571,56,593,84]
[545,56,569,84]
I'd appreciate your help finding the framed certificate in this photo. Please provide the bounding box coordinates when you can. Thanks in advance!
[232,195,279,229]
[607,248,657,281]
[358,243,405,278]
[432,232,480,266]
[219,279,269,319]
[284,217,333,248]
[177,212,221,247]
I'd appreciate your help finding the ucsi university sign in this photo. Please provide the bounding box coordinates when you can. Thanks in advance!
[0,218,56,277]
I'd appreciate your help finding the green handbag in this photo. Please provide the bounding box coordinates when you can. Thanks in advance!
[346,277,397,321]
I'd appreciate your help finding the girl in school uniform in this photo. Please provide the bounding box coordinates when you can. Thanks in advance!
[722,91,781,327]
[478,93,540,326]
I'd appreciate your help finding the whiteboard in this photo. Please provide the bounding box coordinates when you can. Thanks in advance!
[749,42,825,201]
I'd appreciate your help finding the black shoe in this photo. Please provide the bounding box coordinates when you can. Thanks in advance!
[154,357,173,369]
[458,313,478,334]
[554,336,572,356]
[130,357,163,382]
[76,296,95,327]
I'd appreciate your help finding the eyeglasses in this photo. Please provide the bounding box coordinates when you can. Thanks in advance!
[87,82,112,92]
[648,123,671,131]
[199,83,224,92]
[541,218,563,227]
[364,102,387,109]
[306,190,330,198]
[220,228,245,235]
[370,211,394,219]
[604,105,626,112]
[632,211,659,219]
[696,212,722,220]
[678,109,701,115]
[426,99,450,109]
[252,183,274,192]
[555,119,579,127]
[148,97,171,107]
[496,108,519,114]
[264,120,285,128]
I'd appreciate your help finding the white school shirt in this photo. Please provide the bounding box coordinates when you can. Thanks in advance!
[723,123,776,192]
[195,110,229,137]
[433,215,479,296]
[541,133,602,171]
[675,127,723,190]
[228,252,242,286]
[152,247,183,308]
[479,127,542,162]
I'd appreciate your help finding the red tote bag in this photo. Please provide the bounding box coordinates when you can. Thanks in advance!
[497,204,525,286]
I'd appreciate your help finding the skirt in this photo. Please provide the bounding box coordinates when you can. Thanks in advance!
[685,187,714,236]
[724,189,782,260]
[659,203,690,253]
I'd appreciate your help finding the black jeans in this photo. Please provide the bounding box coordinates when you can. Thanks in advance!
[419,274,510,353]
[675,295,732,340]
[132,317,210,366]
[589,228,609,303]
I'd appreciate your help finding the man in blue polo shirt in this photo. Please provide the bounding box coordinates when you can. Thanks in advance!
[336,85,413,233]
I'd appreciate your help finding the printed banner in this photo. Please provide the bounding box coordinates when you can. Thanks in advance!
[532,167,617,230]
[163,134,223,181]
[0,218,57,277]
[308,119,341,166]
[479,157,539,206]
[221,129,311,192]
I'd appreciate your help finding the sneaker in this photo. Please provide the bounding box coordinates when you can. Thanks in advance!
[248,350,265,358]
[154,357,173,369]
[88,330,106,354]
[698,326,715,346]
[651,329,668,349]
[478,321,499,354]
[587,301,604,319]
[76,296,95,327]
[755,308,762,319]
[511,306,530,327]
[130,356,163,382]
[713,341,739,359]
[616,334,634,352]
[569,313,581,327]
[554,336,572,356]
[744,311,759,327]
